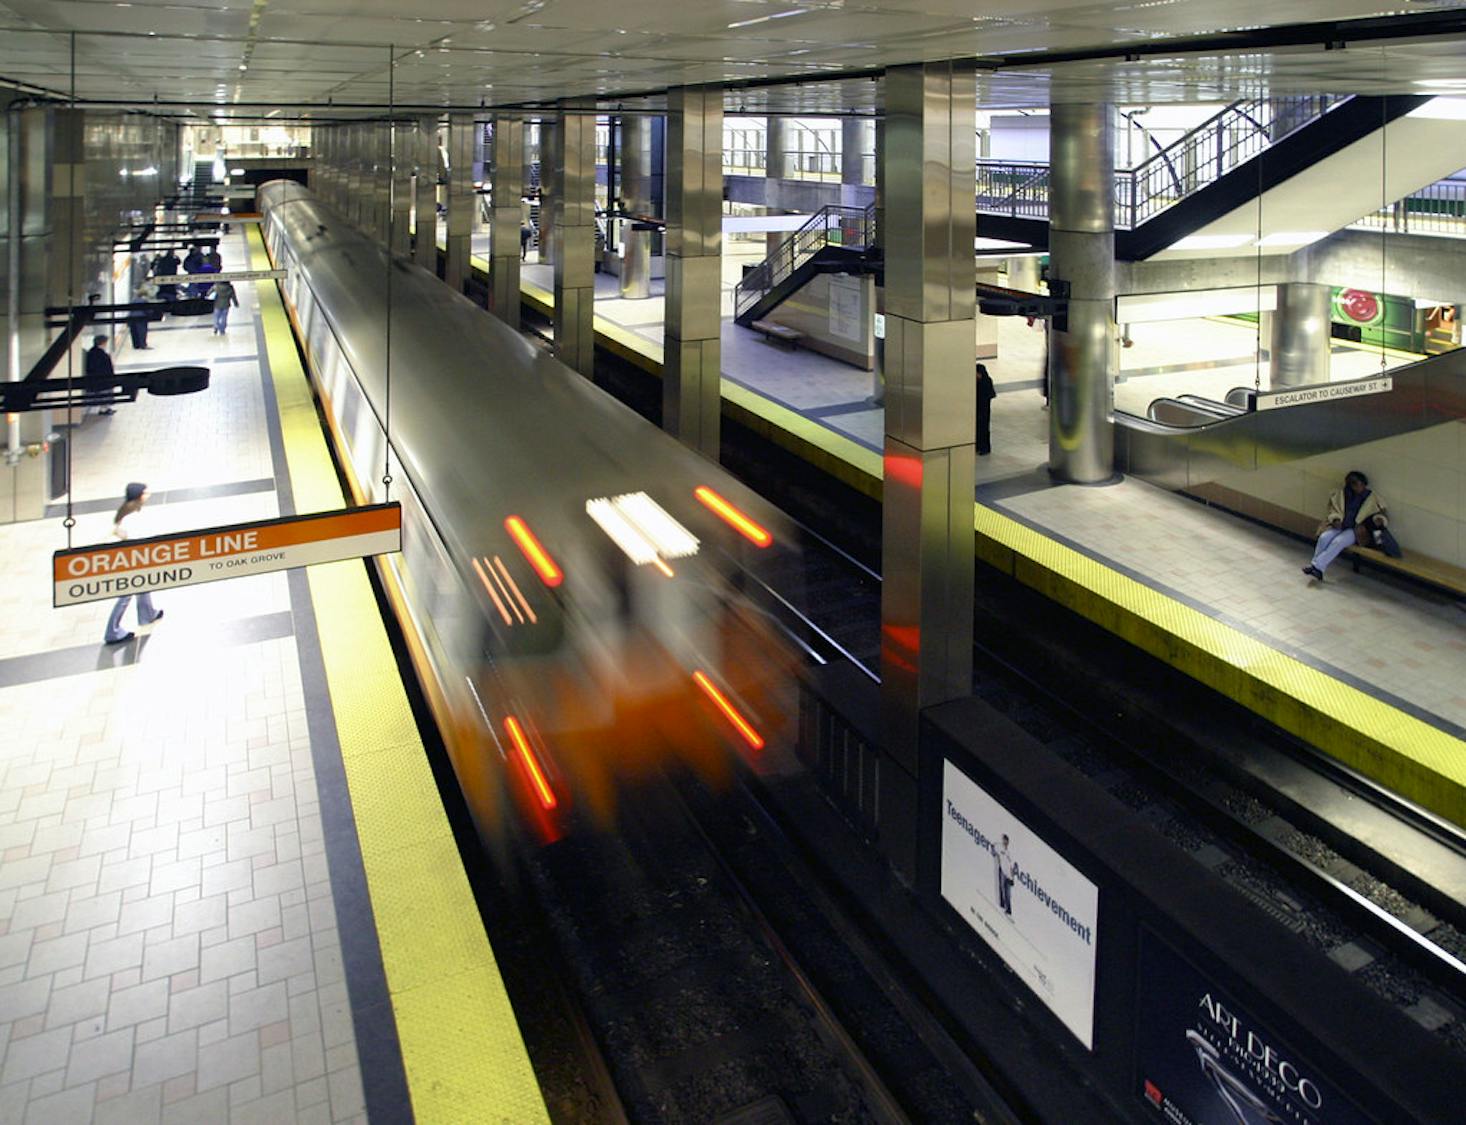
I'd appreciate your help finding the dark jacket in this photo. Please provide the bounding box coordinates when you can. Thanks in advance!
[84,344,114,379]
[213,281,238,310]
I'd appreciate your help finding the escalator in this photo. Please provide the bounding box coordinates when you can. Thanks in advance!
[1114,349,1466,489]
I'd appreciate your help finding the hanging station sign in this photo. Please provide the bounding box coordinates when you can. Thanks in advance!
[53,503,401,607]
[1254,376,1393,411]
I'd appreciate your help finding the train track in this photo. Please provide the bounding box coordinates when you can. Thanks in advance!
[746,506,1466,1062]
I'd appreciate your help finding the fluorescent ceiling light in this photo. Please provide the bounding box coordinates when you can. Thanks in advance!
[728,8,806,29]
[1254,231,1328,248]
[1407,97,1466,120]
[1168,233,1253,251]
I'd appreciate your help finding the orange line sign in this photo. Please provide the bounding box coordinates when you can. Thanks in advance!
[53,503,401,607]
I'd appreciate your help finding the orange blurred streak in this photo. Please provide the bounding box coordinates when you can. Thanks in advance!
[504,516,563,586]
[504,716,558,810]
[692,670,766,750]
[493,555,538,624]
[652,557,674,578]
[471,557,513,626]
[694,486,772,548]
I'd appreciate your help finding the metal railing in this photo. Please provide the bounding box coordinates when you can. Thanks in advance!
[722,147,876,184]
[732,203,875,322]
[1350,178,1466,237]
[977,95,1345,228]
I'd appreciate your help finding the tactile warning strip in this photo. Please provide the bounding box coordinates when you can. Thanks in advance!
[253,228,549,1123]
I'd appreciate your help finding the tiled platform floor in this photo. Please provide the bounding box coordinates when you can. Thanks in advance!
[0,232,369,1124]
[526,260,1465,740]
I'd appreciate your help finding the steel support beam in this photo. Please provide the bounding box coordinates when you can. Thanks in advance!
[878,62,976,863]
[551,107,595,376]
[663,87,723,460]
[1047,101,1117,483]
[389,121,412,258]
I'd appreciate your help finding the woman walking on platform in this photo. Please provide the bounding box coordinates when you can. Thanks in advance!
[103,482,165,645]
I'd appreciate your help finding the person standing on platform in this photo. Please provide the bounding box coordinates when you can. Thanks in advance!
[85,334,119,416]
[103,482,165,645]
[183,245,205,297]
[976,362,996,456]
[521,222,532,260]
[212,280,238,335]
[1303,469,1389,581]
[153,248,181,303]
[127,278,157,351]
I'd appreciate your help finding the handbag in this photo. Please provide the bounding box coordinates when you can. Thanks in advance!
[1377,526,1403,559]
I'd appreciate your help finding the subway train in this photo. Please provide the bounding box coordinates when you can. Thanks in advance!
[258,181,804,839]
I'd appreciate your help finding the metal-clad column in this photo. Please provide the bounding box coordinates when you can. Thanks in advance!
[413,116,437,270]
[1269,282,1331,386]
[488,116,523,328]
[369,123,388,243]
[764,116,788,250]
[389,120,412,257]
[664,86,723,459]
[1047,101,1117,483]
[552,106,595,376]
[444,113,473,293]
[879,62,976,875]
[348,125,365,227]
[840,116,873,205]
[538,120,557,269]
[619,114,652,299]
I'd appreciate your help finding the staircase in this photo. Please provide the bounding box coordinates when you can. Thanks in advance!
[978,96,1345,228]
[975,95,1440,258]
[180,159,220,209]
[733,204,877,326]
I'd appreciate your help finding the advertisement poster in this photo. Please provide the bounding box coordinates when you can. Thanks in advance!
[827,274,864,342]
[1135,931,1370,1125]
[939,759,1100,1048]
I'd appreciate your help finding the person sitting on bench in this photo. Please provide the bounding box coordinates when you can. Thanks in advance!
[1303,469,1389,582]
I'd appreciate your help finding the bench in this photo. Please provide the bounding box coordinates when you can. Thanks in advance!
[1188,482,1466,601]
[1345,544,1466,598]
[749,319,804,350]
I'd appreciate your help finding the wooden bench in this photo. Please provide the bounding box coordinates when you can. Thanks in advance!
[1188,482,1466,601]
[1345,544,1466,598]
[749,319,804,350]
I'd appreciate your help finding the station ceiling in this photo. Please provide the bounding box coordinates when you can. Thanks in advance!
[2,1,1466,117]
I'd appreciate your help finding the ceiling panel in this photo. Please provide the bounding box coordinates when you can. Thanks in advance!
[1,0,1465,113]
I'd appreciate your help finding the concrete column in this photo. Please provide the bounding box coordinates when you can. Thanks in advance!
[663,86,723,460]
[1047,101,1117,484]
[444,114,474,293]
[975,265,1000,360]
[3,103,55,524]
[538,120,557,269]
[619,114,652,299]
[413,116,437,271]
[488,116,523,328]
[841,117,874,209]
[1007,255,1040,292]
[389,121,412,257]
[1269,282,1332,386]
[879,63,976,873]
[552,107,595,376]
[765,116,788,184]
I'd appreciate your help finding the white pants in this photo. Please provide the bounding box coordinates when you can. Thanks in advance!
[1312,526,1357,573]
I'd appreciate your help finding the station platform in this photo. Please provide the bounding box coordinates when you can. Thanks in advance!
[482,248,1466,828]
[0,230,547,1123]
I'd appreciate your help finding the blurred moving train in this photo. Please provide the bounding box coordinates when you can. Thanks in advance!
[257,181,804,839]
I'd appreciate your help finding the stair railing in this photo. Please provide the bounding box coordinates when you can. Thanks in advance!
[733,203,876,322]
[976,95,1346,229]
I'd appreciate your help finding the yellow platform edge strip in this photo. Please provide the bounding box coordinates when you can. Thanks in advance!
[252,229,550,1124]
[505,271,1466,826]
